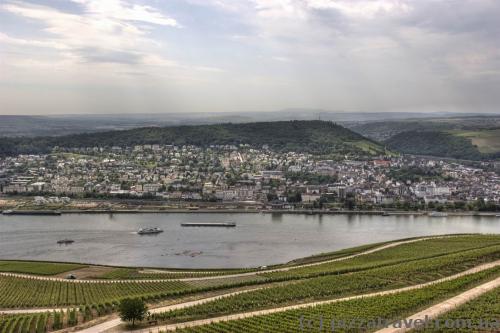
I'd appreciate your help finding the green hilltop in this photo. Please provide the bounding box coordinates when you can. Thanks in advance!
[0,120,385,158]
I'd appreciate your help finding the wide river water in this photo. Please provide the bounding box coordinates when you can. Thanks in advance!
[0,213,499,268]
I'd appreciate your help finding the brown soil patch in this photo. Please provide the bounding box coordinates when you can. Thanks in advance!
[54,266,115,279]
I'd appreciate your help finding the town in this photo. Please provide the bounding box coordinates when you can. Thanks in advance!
[0,144,498,212]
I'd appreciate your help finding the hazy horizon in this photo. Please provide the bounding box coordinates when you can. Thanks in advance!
[1,0,500,115]
[2,109,499,118]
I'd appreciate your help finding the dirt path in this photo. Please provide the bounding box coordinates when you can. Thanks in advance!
[0,236,445,284]
[119,259,500,332]
[374,277,500,333]
[76,286,268,333]
[53,266,116,279]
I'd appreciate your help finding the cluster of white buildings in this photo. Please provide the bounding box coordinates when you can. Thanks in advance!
[0,145,498,208]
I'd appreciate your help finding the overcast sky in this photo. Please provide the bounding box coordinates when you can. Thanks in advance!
[1,0,499,115]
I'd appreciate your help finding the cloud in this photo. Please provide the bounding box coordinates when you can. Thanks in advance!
[0,0,178,65]
[306,0,411,19]
[71,0,179,27]
[75,47,143,64]
[1,0,500,114]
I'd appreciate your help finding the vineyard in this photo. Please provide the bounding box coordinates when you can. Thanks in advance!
[1,235,500,333]
[150,244,500,323]
[0,278,192,308]
[419,285,500,332]
[0,274,273,309]
[0,304,115,333]
[260,235,500,280]
[166,267,500,333]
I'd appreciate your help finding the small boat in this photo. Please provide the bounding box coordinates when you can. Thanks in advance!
[382,212,390,216]
[181,222,236,227]
[57,239,74,245]
[429,211,448,217]
[2,210,14,215]
[138,227,164,235]
[496,214,500,218]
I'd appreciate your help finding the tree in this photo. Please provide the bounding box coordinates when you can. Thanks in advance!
[118,298,148,327]
[344,193,356,210]
[286,191,302,203]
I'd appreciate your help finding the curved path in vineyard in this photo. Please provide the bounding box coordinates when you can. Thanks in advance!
[89,259,500,333]
[374,276,500,333]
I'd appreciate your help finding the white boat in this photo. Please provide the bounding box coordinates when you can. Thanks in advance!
[137,227,163,235]
[429,211,448,217]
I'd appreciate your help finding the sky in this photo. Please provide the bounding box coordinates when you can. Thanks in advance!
[1,0,500,115]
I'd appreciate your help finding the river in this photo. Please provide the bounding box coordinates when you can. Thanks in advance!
[0,213,499,268]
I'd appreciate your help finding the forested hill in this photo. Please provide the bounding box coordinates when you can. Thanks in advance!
[0,121,385,157]
[385,131,500,160]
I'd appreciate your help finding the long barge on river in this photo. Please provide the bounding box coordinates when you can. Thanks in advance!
[181,222,236,227]
[2,210,62,216]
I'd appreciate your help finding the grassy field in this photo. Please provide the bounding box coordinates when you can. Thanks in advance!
[159,267,500,333]
[351,140,388,155]
[97,268,254,280]
[0,261,86,276]
[451,129,500,153]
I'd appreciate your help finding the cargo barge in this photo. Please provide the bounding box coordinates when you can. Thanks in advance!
[2,210,62,216]
[181,222,236,227]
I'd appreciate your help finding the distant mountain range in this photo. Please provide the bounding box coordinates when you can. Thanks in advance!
[1,110,497,137]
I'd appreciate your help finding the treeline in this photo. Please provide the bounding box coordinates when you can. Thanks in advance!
[388,166,448,183]
[0,121,381,157]
[385,131,500,160]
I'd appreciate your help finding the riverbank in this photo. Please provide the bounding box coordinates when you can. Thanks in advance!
[1,208,498,216]
[1,196,499,216]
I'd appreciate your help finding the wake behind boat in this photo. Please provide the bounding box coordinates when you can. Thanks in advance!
[181,222,236,227]
[137,227,163,235]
